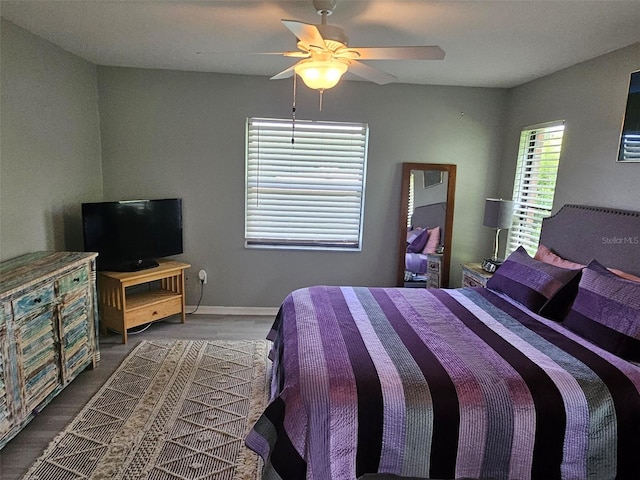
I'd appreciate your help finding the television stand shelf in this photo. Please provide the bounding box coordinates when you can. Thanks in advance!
[97,260,190,343]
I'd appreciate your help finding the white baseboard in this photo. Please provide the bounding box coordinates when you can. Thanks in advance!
[186,305,279,316]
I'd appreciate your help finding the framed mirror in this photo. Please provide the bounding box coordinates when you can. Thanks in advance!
[397,163,457,287]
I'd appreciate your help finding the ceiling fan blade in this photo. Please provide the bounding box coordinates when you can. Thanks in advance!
[196,51,307,58]
[348,60,397,85]
[351,46,445,61]
[283,51,310,58]
[282,20,327,50]
[270,65,296,81]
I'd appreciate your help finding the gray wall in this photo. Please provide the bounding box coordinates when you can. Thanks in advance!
[497,42,640,212]
[6,18,637,310]
[0,19,103,260]
[96,67,507,307]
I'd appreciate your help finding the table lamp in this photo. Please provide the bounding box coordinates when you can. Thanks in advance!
[482,198,514,272]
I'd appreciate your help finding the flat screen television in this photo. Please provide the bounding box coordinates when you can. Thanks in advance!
[82,198,183,271]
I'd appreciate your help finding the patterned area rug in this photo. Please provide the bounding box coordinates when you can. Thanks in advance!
[23,340,269,480]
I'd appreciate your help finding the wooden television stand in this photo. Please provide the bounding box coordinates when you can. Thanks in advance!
[97,260,190,343]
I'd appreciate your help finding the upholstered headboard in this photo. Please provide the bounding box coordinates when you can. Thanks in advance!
[539,204,640,277]
[410,202,447,243]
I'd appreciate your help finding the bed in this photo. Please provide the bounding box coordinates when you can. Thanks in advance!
[245,204,640,480]
[405,202,446,277]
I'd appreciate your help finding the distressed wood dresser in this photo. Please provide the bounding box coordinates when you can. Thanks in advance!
[0,251,99,449]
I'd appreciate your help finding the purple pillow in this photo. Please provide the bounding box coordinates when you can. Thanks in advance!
[406,228,422,243]
[486,246,581,314]
[563,260,640,361]
[407,229,429,253]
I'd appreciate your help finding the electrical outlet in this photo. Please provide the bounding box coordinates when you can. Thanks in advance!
[198,269,208,285]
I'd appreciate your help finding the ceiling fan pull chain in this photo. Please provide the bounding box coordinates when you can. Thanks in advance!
[291,74,297,145]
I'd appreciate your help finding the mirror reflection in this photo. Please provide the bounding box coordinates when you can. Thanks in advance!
[397,163,456,288]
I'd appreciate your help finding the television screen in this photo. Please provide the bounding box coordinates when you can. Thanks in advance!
[82,198,183,271]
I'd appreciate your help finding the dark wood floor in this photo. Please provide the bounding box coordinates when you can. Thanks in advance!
[0,314,274,480]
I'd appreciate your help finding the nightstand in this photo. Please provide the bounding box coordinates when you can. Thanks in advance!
[426,253,442,288]
[461,263,493,288]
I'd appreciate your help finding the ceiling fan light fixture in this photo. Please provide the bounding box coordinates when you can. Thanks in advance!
[294,58,348,90]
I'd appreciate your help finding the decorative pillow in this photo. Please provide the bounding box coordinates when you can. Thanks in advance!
[422,226,441,254]
[406,228,422,243]
[535,243,640,283]
[563,260,640,361]
[534,244,586,270]
[486,246,582,315]
[609,267,640,283]
[407,228,429,253]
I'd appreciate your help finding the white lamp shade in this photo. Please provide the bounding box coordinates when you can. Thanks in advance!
[483,198,514,230]
[294,59,348,90]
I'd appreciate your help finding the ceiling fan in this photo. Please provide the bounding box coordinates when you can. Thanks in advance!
[266,0,445,91]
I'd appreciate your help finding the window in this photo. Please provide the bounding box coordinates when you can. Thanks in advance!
[618,70,640,162]
[245,117,369,250]
[506,121,565,256]
[407,172,415,227]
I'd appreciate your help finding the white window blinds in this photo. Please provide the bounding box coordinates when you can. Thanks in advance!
[245,118,369,250]
[619,133,640,162]
[506,121,565,256]
[407,171,415,227]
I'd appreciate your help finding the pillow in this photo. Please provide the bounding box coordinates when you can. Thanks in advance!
[535,243,640,283]
[422,226,441,254]
[563,260,640,361]
[407,228,429,253]
[406,228,423,243]
[534,244,586,270]
[486,246,582,315]
[609,267,640,283]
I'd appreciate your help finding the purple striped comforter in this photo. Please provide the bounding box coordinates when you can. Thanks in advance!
[245,286,640,480]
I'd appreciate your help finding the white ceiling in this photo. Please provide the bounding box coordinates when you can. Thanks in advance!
[2,0,640,89]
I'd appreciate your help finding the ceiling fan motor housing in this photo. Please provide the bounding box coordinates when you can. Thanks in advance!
[317,24,349,48]
[313,0,337,15]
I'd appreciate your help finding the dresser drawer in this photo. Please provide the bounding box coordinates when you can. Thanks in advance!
[126,295,183,328]
[427,260,440,273]
[56,265,89,297]
[12,283,55,319]
[462,275,485,288]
